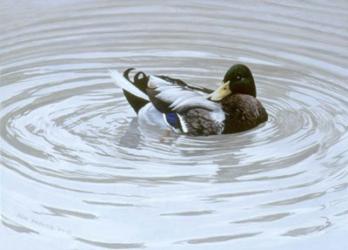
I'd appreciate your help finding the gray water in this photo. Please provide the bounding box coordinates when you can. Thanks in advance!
[1,1,348,249]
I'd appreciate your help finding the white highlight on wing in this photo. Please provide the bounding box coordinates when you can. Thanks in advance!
[162,87,219,112]
[177,114,188,133]
[148,75,220,112]
[109,70,148,100]
[148,75,170,88]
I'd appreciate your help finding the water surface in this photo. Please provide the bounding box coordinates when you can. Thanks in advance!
[1,1,348,249]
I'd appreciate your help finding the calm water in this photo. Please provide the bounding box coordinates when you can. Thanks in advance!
[1,1,348,249]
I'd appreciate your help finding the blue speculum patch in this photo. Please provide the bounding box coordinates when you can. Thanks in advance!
[165,112,179,129]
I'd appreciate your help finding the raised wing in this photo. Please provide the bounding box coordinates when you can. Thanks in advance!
[146,75,220,114]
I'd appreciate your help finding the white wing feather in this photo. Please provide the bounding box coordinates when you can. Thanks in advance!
[109,70,148,100]
[148,75,220,112]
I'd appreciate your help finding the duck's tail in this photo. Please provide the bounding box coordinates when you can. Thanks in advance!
[109,68,150,113]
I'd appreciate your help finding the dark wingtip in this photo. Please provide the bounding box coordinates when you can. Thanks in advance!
[134,71,149,83]
[123,90,148,114]
[123,68,149,85]
[123,68,135,81]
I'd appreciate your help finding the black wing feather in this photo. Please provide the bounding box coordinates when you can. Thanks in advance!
[156,75,213,94]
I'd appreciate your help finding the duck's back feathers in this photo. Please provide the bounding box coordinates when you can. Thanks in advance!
[156,75,213,94]
[146,74,219,113]
[111,68,216,113]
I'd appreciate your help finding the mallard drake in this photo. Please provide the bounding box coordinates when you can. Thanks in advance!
[109,64,267,136]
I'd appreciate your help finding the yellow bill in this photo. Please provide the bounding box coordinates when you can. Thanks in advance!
[208,81,231,101]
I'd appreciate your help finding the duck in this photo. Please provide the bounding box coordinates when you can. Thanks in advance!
[109,64,267,136]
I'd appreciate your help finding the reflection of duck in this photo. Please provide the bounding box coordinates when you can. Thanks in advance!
[110,64,267,136]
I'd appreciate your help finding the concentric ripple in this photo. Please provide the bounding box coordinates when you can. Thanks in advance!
[1,1,348,249]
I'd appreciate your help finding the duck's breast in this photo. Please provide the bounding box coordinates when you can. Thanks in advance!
[222,94,268,133]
